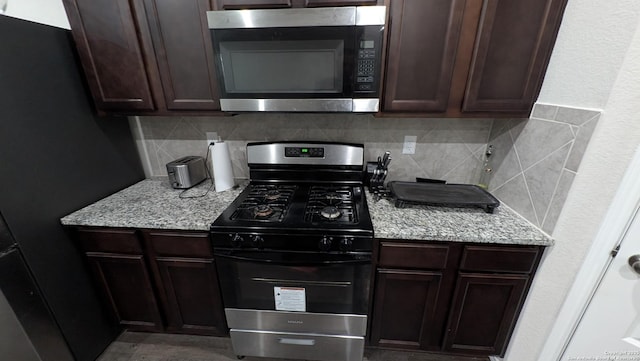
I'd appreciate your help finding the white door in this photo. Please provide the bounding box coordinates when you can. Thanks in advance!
[561,206,640,360]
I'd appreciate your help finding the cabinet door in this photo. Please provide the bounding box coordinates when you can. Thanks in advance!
[143,0,221,110]
[144,231,227,335]
[444,273,528,356]
[370,269,443,350]
[462,0,567,112]
[63,0,156,111]
[155,257,227,335]
[383,0,465,112]
[86,253,163,331]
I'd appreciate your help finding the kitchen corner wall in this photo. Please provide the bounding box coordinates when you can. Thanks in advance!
[130,114,492,185]
[486,103,601,234]
[129,106,599,235]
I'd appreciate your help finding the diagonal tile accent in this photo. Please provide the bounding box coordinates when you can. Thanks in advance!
[486,104,602,234]
[565,115,600,171]
[493,173,538,226]
[523,142,572,224]
[513,117,574,170]
[542,169,576,234]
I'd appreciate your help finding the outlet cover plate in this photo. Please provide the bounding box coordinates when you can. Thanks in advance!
[206,132,218,147]
[403,135,417,154]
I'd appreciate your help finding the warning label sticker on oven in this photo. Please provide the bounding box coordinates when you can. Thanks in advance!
[274,287,306,312]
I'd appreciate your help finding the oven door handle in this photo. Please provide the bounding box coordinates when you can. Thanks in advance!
[213,252,371,265]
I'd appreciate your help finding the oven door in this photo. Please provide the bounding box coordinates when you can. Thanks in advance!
[214,249,371,316]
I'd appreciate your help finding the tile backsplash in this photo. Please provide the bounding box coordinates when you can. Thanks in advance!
[129,104,600,234]
[485,104,600,234]
[131,113,492,185]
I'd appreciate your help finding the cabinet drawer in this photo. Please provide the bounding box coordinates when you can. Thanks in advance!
[76,228,142,254]
[459,245,540,274]
[146,231,212,258]
[230,329,364,361]
[379,242,449,269]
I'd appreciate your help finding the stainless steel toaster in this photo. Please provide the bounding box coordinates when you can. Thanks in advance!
[166,156,207,189]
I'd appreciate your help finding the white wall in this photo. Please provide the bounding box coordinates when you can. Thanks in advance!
[2,0,69,29]
[537,0,640,109]
[504,1,640,360]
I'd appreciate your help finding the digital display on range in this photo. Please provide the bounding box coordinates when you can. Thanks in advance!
[285,147,324,158]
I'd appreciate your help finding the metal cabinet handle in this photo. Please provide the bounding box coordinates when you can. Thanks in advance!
[278,338,316,346]
[628,255,640,275]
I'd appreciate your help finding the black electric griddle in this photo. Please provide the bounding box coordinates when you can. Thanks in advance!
[388,181,500,213]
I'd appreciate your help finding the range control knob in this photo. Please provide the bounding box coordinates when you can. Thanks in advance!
[250,235,265,249]
[340,237,354,251]
[318,236,333,252]
[230,233,244,248]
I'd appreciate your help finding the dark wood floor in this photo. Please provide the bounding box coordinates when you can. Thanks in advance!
[97,332,489,361]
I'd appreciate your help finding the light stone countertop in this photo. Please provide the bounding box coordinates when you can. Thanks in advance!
[367,192,553,246]
[61,179,553,246]
[61,178,245,231]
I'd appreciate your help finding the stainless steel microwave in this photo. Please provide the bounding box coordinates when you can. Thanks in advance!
[206,6,386,113]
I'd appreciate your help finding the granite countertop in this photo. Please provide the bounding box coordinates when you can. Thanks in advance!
[367,193,553,246]
[61,178,245,231]
[61,179,553,246]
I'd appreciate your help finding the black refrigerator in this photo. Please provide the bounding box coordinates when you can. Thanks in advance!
[0,15,144,361]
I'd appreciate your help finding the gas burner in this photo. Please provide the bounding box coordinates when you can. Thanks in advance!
[264,189,281,201]
[320,206,341,220]
[254,204,274,218]
[325,192,342,201]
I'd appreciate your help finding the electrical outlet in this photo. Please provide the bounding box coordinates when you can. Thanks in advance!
[402,135,417,154]
[206,132,218,147]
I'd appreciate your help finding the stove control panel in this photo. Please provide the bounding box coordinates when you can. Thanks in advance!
[213,232,372,253]
[285,146,324,158]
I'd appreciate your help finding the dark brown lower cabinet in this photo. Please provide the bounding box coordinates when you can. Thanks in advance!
[74,227,227,336]
[369,240,543,357]
[76,228,164,331]
[443,273,529,356]
[86,253,164,331]
[143,231,227,335]
[370,269,443,350]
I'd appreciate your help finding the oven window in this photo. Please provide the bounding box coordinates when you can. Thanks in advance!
[220,40,344,93]
[215,251,371,315]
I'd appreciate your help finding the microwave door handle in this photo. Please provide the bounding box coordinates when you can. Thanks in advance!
[213,252,371,265]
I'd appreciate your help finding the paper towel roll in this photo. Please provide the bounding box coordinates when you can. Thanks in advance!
[210,141,235,192]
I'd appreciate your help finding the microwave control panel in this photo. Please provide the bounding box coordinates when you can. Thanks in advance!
[354,27,383,93]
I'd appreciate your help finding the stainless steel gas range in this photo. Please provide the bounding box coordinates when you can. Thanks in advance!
[210,142,373,361]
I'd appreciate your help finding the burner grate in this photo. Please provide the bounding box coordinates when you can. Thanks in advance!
[231,184,296,222]
[304,185,357,223]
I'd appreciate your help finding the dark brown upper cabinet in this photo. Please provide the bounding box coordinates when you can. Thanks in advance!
[462,0,568,113]
[63,0,157,111]
[383,0,465,112]
[142,0,221,110]
[381,0,568,117]
[63,0,221,114]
